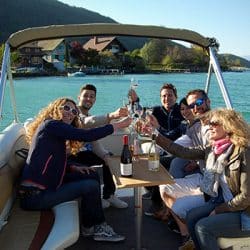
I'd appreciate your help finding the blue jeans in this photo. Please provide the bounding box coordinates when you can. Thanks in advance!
[194,211,250,250]
[20,171,105,228]
[169,157,200,178]
[186,189,224,250]
[68,150,116,199]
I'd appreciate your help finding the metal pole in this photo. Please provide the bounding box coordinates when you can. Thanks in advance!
[7,57,19,123]
[209,47,233,108]
[134,187,142,250]
[205,61,212,94]
[0,43,10,121]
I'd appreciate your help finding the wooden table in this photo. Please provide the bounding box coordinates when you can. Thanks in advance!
[107,155,174,250]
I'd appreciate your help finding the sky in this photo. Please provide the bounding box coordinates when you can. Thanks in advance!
[60,0,250,59]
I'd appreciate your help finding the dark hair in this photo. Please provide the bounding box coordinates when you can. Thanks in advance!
[160,83,177,98]
[179,97,188,106]
[186,89,208,100]
[80,84,97,95]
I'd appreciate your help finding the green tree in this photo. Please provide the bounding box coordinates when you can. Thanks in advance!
[190,45,209,70]
[0,44,4,66]
[99,51,121,69]
[162,55,176,69]
[0,43,20,67]
[140,39,166,64]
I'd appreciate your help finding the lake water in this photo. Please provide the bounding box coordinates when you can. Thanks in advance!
[1,71,250,131]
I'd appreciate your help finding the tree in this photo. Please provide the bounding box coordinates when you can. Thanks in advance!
[0,44,4,65]
[140,39,166,64]
[190,45,209,69]
[99,51,121,69]
[162,55,176,69]
[69,41,85,65]
[0,43,20,67]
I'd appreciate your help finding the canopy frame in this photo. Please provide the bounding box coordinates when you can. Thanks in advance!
[1,23,232,124]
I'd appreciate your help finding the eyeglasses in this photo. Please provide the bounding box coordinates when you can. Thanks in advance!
[208,121,221,127]
[60,105,78,116]
[188,98,205,109]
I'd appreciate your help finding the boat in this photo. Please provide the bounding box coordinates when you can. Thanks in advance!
[67,71,86,77]
[0,23,248,250]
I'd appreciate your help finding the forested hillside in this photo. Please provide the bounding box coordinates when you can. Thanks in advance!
[0,0,249,68]
[0,0,115,43]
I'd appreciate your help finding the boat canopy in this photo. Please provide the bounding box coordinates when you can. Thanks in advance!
[7,23,218,50]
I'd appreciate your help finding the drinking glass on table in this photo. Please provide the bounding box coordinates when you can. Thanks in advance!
[141,109,158,136]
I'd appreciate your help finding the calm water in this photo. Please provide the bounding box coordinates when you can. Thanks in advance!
[1,72,250,131]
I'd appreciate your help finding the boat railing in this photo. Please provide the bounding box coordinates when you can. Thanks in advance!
[0,43,19,124]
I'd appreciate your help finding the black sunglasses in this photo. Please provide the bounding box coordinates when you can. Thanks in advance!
[188,98,205,109]
[208,121,221,127]
[60,105,78,116]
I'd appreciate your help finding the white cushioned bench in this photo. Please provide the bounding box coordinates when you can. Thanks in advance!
[41,200,79,250]
[218,237,250,250]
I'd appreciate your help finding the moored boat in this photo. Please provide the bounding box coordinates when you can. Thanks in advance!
[0,23,249,250]
[67,71,86,77]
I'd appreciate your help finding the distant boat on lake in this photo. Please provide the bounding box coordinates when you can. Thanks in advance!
[67,71,86,77]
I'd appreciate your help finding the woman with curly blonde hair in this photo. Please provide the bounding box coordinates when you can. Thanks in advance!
[25,97,83,155]
[20,97,131,242]
[145,108,250,250]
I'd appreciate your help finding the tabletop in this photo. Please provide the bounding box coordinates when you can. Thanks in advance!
[106,155,175,189]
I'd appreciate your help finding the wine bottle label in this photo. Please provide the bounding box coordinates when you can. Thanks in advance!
[120,163,132,176]
[148,160,159,171]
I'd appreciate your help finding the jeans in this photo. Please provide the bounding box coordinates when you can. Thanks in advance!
[194,211,250,250]
[68,150,115,199]
[186,188,224,250]
[169,157,200,178]
[20,171,105,228]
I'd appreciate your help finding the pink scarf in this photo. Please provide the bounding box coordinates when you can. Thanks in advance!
[212,138,232,155]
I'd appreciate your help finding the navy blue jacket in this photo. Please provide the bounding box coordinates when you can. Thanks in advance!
[152,103,184,140]
[21,119,114,190]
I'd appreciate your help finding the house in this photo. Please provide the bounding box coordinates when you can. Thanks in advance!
[83,36,127,54]
[38,39,65,72]
[18,39,66,72]
[18,42,45,68]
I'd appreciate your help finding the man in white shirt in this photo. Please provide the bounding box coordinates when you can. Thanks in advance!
[69,84,129,209]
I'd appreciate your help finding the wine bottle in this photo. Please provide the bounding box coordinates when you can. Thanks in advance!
[148,133,160,171]
[120,135,133,177]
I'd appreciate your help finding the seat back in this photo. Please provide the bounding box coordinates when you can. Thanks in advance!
[0,122,28,230]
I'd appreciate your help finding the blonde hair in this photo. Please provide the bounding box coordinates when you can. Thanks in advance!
[205,108,250,148]
[26,97,82,155]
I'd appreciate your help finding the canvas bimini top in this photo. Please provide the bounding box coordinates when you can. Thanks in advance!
[7,23,219,50]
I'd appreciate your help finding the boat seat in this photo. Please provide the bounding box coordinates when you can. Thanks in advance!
[41,200,79,250]
[218,237,250,250]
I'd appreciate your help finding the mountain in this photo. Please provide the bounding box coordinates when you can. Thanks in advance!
[219,54,250,68]
[0,0,249,68]
[0,0,116,43]
[243,55,250,61]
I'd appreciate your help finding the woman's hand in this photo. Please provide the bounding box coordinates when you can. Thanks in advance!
[108,107,129,121]
[112,116,132,130]
[184,161,199,172]
[147,114,160,129]
[140,114,159,136]
[71,165,95,174]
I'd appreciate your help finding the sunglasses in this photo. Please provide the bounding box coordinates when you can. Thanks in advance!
[188,98,205,109]
[208,121,221,127]
[60,105,78,116]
